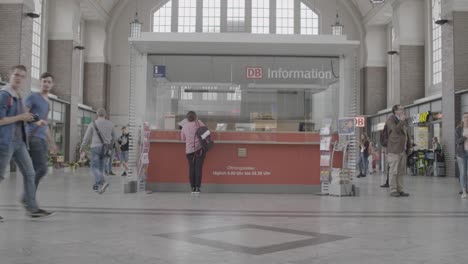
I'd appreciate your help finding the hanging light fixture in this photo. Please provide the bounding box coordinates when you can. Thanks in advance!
[331,1,344,35]
[369,0,385,4]
[129,1,142,38]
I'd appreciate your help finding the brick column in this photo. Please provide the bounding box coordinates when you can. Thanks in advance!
[361,67,387,115]
[399,45,425,106]
[441,0,468,177]
[391,0,425,106]
[83,63,109,110]
[0,2,34,91]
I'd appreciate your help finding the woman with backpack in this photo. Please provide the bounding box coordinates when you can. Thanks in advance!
[181,111,206,194]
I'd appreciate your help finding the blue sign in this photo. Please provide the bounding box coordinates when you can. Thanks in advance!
[154,65,166,78]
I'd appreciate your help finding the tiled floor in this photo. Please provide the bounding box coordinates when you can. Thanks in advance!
[1,168,467,264]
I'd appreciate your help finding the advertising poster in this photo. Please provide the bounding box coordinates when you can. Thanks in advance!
[338,117,356,136]
[414,126,429,150]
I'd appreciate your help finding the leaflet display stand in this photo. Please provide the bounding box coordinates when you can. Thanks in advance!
[329,141,354,196]
[136,123,151,192]
[318,119,333,195]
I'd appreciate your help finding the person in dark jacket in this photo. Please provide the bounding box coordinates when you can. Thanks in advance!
[357,134,370,178]
[455,112,468,198]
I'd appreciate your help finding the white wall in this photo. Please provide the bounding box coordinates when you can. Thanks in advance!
[365,25,387,67]
[48,0,81,41]
[106,0,364,123]
[84,21,107,63]
[393,0,425,46]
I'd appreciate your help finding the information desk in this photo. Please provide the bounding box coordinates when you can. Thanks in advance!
[147,130,340,193]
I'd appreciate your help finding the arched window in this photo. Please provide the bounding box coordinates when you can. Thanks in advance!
[153,0,172,32]
[431,0,442,85]
[151,0,320,35]
[203,0,221,32]
[31,0,43,80]
[251,0,270,34]
[300,2,319,35]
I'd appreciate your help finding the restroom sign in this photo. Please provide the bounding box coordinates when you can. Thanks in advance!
[246,67,263,79]
[355,116,366,128]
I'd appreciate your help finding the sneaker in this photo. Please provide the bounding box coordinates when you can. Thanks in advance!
[109,171,116,176]
[92,185,99,192]
[380,183,390,188]
[0,215,4,222]
[462,193,468,199]
[19,200,27,209]
[194,187,201,193]
[390,192,401,197]
[98,182,110,194]
[191,187,196,193]
[121,171,127,177]
[28,209,56,220]
[399,192,410,197]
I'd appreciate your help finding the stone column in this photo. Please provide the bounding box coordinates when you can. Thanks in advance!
[442,0,468,177]
[362,25,387,115]
[391,0,425,106]
[83,21,110,111]
[0,0,34,91]
[47,0,82,162]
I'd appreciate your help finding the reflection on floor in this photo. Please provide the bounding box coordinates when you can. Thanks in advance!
[0,168,467,264]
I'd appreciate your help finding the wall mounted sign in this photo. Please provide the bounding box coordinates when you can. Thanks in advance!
[412,111,441,124]
[355,116,366,127]
[245,66,334,80]
[154,65,166,78]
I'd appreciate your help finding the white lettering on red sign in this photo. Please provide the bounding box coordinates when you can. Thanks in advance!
[246,67,263,79]
[355,116,366,127]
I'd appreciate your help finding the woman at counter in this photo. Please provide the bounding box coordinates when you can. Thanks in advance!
[181,111,206,194]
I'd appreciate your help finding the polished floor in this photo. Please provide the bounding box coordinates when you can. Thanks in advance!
[0,168,467,264]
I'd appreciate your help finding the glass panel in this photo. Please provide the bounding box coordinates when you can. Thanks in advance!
[147,55,340,135]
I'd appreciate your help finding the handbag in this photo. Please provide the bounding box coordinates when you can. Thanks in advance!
[92,121,112,157]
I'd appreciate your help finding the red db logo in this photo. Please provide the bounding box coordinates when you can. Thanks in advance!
[246,67,263,79]
[355,116,366,128]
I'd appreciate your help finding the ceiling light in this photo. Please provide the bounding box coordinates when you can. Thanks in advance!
[26,12,40,18]
[435,19,449,25]
[369,0,385,4]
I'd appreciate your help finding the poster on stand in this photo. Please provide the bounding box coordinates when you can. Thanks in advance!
[338,118,356,136]
[320,136,331,151]
[320,155,330,166]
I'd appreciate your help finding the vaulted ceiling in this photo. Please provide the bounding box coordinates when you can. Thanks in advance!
[79,0,389,25]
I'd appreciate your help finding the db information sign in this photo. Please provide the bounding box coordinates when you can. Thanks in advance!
[355,116,366,128]
[246,67,263,79]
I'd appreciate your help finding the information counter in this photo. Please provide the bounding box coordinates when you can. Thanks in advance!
[147,130,340,193]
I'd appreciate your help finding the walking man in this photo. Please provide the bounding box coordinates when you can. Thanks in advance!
[0,65,55,221]
[386,104,412,197]
[118,126,130,176]
[24,72,58,204]
[80,108,115,194]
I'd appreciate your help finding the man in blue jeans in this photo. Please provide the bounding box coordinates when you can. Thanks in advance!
[24,72,58,205]
[80,108,115,194]
[0,65,55,221]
